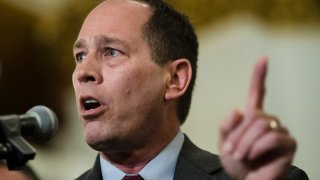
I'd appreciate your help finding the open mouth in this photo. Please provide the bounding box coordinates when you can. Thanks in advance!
[81,98,102,111]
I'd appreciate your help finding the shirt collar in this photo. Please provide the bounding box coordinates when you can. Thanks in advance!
[100,130,184,180]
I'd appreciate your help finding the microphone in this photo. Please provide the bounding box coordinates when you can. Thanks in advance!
[22,105,58,141]
[0,105,58,141]
[0,105,58,170]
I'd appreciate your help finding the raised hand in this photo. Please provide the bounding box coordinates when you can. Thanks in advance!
[219,57,296,180]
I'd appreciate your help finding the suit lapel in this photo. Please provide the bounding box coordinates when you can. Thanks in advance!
[76,155,103,180]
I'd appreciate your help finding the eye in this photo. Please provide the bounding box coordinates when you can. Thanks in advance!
[75,52,86,63]
[104,48,122,57]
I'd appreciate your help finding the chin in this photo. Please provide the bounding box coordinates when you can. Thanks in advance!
[85,134,113,152]
[84,128,118,152]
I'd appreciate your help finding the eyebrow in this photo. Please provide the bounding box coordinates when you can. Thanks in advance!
[95,35,130,50]
[73,35,130,51]
[73,39,86,50]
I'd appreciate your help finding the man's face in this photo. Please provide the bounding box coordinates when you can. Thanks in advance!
[72,0,168,152]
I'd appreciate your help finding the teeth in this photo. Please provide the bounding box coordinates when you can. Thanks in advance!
[85,99,98,104]
[83,98,101,110]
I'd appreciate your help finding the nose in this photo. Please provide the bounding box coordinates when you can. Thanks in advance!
[73,59,102,84]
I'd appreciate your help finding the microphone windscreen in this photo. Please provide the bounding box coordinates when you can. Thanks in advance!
[27,105,58,141]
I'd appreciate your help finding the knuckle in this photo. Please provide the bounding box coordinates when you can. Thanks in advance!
[254,119,270,131]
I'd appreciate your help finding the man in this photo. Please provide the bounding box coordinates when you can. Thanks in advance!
[72,0,308,179]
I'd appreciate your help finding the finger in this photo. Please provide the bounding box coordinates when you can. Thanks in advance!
[232,115,282,160]
[245,129,295,180]
[248,128,296,161]
[246,157,290,180]
[220,110,243,140]
[232,118,271,160]
[220,110,263,156]
[246,57,268,112]
[219,110,243,154]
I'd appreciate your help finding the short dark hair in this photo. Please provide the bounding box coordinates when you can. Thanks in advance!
[139,0,199,124]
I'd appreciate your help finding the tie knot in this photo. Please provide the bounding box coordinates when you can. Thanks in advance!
[122,174,144,180]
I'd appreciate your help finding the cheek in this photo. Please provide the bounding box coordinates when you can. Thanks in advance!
[108,73,145,113]
[124,71,165,106]
[123,73,150,96]
[103,64,165,112]
[108,69,143,95]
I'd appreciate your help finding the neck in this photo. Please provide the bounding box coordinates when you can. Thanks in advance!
[100,102,182,174]
[100,126,180,174]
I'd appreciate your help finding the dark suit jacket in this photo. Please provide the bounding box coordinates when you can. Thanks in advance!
[76,136,308,180]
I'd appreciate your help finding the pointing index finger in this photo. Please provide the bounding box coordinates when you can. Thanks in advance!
[246,57,268,111]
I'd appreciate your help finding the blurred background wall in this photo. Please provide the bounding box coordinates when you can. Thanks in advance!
[0,0,319,179]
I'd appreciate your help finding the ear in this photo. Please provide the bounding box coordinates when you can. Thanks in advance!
[164,59,192,100]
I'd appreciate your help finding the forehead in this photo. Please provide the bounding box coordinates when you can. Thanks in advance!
[93,0,150,17]
[77,0,152,40]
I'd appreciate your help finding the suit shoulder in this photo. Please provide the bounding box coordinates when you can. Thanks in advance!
[287,165,309,180]
[180,135,222,170]
[175,135,228,179]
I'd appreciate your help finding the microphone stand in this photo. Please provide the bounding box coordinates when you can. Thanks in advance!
[0,115,36,170]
